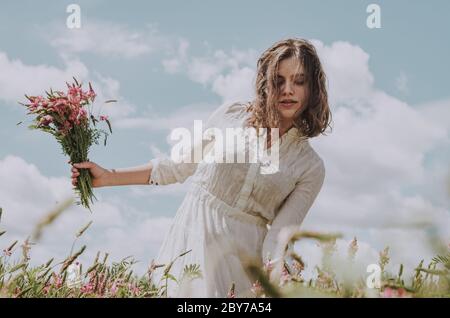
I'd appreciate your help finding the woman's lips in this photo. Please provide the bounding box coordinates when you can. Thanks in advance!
[278,102,297,108]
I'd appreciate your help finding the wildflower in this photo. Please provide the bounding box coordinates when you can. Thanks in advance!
[81,282,95,294]
[291,254,305,274]
[42,284,51,295]
[110,282,118,296]
[3,240,18,256]
[382,287,393,298]
[381,287,410,298]
[87,82,96,102]
[379,247,390,272]
[348,237,358,261]
[250,280,263,296]
[227,282,236,298]
[2,249,12,257]
[53,274,63,289]
[38,115,53,127]
[77,108,88,122]
[279,266,292,286]
[263,259,274,274]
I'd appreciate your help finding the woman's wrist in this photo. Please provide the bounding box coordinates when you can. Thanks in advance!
[101,168,116,187]
[101,164,152,186]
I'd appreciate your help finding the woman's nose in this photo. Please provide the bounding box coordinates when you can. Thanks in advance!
[282,81,294,95]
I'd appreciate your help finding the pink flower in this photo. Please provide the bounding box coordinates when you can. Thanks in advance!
[279,267,292,286]
[132,285,140,296]
[263,259,274,274]
[382,287,410,298]
[81,283,94,294]
[126,283,140,296]
[99,115,108,121]
[382,287,394,298]
[58,121,73,135]
[69,95,81,105]
[251,280,263,296]
[68,86,80,96]
[38,115,53,127]
[42,284,51,294]
[110,282,118,296]
[2,249,12,257]
[54,98,69,109]
[29,96,45,110]
[86,83,96,102]
[227,282,236,298]
[53,275,63,289]
[397,288,406,297]
[66,83,83,106]
[78,108,87,118]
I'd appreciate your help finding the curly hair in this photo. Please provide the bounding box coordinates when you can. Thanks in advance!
[245,38,332,139]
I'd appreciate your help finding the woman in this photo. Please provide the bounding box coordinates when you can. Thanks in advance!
[70,38,332,297]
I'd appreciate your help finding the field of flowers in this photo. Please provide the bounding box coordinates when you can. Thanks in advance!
[0,202,449,298]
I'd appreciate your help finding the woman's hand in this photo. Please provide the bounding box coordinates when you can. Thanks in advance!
[70,160,111,188]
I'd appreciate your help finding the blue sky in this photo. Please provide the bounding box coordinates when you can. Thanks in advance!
[1,0,449,278]
[1,0,449,105]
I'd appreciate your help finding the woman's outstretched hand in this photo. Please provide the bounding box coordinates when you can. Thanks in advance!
[69,160,111,188]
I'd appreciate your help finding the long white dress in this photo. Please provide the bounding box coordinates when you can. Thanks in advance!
[148,101,325,297]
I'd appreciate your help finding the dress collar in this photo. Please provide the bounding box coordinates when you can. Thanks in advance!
[283,126,308,142]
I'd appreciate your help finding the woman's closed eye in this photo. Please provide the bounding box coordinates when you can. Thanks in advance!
[276,77,305,86]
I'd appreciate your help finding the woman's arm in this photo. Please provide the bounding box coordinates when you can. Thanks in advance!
[70,161,153,187]
[70,102,245,187]
[262,158,325,277]
[105,162,153,186]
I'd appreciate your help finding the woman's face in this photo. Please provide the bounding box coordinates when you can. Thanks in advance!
[275,56,309,125]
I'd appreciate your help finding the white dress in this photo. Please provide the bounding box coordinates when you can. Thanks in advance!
[148,102,325,297]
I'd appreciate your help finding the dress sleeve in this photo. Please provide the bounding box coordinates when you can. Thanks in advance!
[148,102,245,185]
[261,158,326,263]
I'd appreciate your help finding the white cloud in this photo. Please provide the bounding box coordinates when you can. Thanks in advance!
[90,72,136,118]
[0,51,88,103]
[47,21,168,59]
[162,38,190,74]
[292,40,450,276]
[162,44,258,103]
[0,51,135,119]
[311,40,374,104]
[0,155,173,275]
[115,102,218,132]
[117,43,258,136]
[211,66,255,104]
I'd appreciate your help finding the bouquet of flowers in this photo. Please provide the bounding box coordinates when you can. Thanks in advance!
[19,78,114,211]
